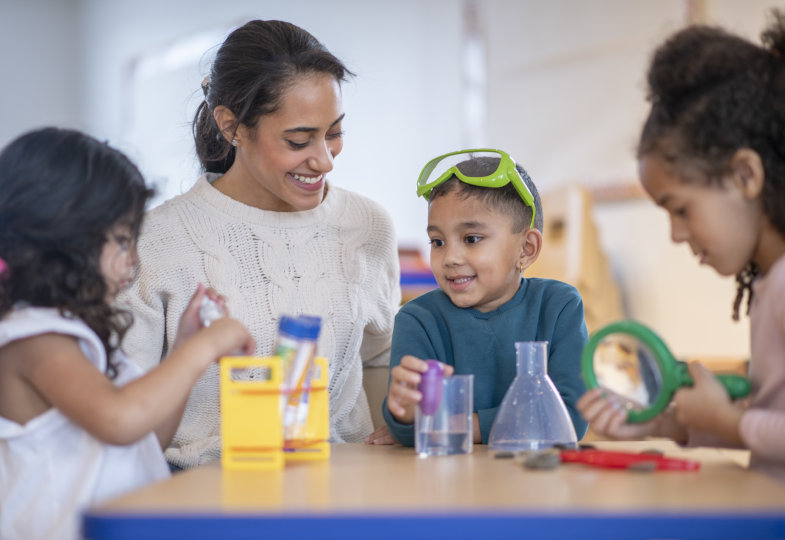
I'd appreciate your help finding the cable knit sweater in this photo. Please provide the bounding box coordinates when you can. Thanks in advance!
[118,174,401,468]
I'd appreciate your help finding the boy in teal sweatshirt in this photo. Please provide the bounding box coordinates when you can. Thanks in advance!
[381,150,588,445]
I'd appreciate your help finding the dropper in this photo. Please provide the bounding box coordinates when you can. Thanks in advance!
[199,295,226,326]
[418,360,445,433]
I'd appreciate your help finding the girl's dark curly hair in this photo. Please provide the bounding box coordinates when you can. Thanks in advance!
[637,10,785,321]
[0,128,154,377]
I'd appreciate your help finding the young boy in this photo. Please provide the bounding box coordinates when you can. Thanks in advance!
[381,149,588,445]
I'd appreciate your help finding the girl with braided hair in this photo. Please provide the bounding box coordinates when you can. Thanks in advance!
[579,11,785,481]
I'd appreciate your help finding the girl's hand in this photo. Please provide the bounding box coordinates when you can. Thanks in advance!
[577,388,660,440]
[174,284,228,349]
[198,317,256,359]
[386,355,453,424]
[673,362,743,444]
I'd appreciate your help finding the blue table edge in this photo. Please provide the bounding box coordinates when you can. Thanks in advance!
[82,510,785,540]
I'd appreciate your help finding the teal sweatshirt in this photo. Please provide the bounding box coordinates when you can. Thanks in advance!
[383,278,589,445]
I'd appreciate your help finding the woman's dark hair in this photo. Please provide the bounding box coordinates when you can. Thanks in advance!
[193,20,353,174]
[637,10,785,321]
[429,157,543,234]
[0,127,154,377]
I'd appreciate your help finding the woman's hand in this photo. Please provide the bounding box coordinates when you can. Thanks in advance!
[386,355,453,424]
[364,424,396,445]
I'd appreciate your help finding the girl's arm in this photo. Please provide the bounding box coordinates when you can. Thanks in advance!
[740,409,785,462]
[577,388,688,442]
[20,318,253,446]
[152,284,228,447]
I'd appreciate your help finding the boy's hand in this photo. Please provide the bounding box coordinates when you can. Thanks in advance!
[577,388,660,440]
[386,355,453,424]
[673,362,743,444]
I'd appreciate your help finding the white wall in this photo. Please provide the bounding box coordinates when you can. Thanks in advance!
[2,0,781,359]
[0,0,82,146]
[75,0,464,247]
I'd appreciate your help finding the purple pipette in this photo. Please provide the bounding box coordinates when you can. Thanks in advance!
[418,360,445,432]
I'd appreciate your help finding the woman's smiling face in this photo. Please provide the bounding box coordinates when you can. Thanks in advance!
[230,72,345,212]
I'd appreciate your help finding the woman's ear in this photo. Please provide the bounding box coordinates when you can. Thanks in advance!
[518,227,543,274]
[730,148,765,200]
[212,106,240,146]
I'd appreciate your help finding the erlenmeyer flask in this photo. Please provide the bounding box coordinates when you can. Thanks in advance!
[488,341,578,452]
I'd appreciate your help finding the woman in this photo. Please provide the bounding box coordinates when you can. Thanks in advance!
[120,20,400,468]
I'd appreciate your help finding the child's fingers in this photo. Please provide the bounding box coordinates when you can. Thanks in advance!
[399,355,428,373]
[577,387,604,411]
[389,378,422,405]
[386,394,414,419]
[184,283,208,313]
[578,394,611,424]
[386,398,404,417]
[588,403,627,436]
[390,364,423,388]
[686,361,720,389]
[204,287,229,314]
[238,327,256,355]
[578,392,626,433]
[206,318,255,357]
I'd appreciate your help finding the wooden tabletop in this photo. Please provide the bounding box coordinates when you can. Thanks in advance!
[83,440,785,540]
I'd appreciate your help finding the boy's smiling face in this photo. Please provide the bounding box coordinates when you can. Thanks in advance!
[427,190,529,313]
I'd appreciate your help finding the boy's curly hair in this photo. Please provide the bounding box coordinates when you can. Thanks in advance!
[0,128,154,377]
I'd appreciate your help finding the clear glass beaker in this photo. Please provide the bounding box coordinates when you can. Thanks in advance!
[414,375,474,457]
[488,341,577,452]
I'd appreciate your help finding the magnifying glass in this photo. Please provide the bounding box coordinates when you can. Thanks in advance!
[581,320,751,423]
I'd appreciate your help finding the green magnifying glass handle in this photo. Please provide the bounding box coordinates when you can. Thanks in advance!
[716,374,751,399]
[678,365,751,399]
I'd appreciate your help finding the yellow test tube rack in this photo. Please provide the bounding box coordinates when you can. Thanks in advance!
[220,355,330,470]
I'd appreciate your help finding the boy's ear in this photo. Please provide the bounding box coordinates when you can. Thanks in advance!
[518,227,543,273]
[729,148,764,199]
[212,106,240,145]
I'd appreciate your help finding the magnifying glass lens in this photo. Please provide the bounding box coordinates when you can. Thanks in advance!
[593,334,663,411]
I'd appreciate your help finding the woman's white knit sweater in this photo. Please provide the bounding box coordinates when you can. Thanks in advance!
[118,174,401,468]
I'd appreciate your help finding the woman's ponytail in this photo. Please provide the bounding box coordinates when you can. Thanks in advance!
[193,98,235,174]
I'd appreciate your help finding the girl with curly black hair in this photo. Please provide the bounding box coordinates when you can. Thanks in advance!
[579,11,785,482]
[0,127,254,539]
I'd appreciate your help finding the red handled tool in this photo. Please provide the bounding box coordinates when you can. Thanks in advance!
[559,449,700,471]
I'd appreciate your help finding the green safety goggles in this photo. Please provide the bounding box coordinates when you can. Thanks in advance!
[416,148,536,228]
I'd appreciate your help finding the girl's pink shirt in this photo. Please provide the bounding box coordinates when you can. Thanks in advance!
[687,253,785,482]
[740,252,785,479]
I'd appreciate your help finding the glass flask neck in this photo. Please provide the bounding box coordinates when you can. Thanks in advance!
[515,341,548,376]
